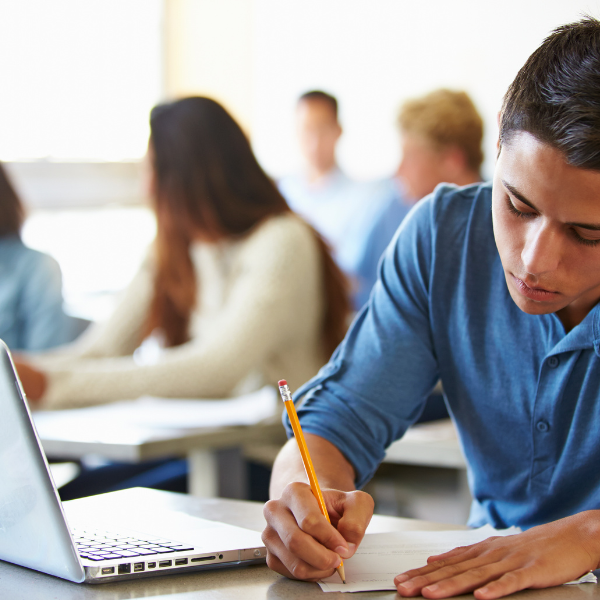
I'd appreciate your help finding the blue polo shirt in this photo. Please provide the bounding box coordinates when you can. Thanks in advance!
[288,182,600,530]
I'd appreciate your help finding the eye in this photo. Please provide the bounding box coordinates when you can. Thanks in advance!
[571,229,600,247]
[505,195,535,218]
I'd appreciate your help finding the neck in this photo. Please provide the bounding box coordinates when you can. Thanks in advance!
[304,162,337,184]
[451,169,481,188]
[556,299,599,333]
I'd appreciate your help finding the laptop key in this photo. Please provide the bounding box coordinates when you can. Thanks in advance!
[117,550,141,557]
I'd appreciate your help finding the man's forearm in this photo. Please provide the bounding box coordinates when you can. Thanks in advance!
[269,433,357,498]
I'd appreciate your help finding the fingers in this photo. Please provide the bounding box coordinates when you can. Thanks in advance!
[395,543,532,599]
[474,569,532,600]
[262,484,345,580]
[263,498,342,567]
[397,513,600,598]
[426,537,502,564]
[330,490,374,556]
[396,558,515,598]
[262,483,375,581]
[283,484,350,553]
[426,544,475,563]
[262,525,339,581]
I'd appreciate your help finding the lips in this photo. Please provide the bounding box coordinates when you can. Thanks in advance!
[511,275,558,301]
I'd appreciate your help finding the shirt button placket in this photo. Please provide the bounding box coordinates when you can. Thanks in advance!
[530,354,562,490]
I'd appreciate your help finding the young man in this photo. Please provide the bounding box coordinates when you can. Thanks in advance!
[278,91,390,308]
[354,88,484,308]
[262,17,600,599]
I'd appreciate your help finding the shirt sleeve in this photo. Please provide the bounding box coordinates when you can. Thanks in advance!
[287,194,441,489]
[18,252,70,351]
[38,216,323,409]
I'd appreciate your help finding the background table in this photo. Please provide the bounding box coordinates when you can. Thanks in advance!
[247,419,472,522]
[0,488,597,600]
[34,404,286,498]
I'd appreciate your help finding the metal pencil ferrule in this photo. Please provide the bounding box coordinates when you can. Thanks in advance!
[278,385,292,403]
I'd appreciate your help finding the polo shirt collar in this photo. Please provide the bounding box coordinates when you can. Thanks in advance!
[546,301,600,356]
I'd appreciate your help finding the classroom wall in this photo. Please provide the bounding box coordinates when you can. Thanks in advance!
[166,0,600,182]
[163,0,255,136]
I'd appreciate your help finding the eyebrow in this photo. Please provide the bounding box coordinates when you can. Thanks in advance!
[502,179,600,231]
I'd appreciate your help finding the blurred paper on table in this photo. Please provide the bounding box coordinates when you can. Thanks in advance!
[33,386,278,443]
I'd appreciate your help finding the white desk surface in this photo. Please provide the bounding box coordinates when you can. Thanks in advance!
[33,404,287,498]
[34,409,285,463]
[0,488,597,600]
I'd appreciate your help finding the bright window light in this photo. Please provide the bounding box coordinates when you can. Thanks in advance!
[22,207,157,321]
[0,0,163,161]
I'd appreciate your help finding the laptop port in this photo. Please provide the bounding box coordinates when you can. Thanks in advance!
[159,560,172,568]
[134,562,145,572]
[219,554,223,559]
[191,555,216,562]
[101,567,115,575]
[118,563,131,574]
[174,558,188,566]
[147,562,156,569]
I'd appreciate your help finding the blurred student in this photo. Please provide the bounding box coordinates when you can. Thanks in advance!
[15,97,351,409]
[354,89,484,308]
[278,91,387,306]
[0,162,70,351]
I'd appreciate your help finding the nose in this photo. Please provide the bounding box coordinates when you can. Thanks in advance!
[521,220,560,276]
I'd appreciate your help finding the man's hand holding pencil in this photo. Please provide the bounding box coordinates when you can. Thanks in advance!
[262,379,374,582]
[262,481,373,581]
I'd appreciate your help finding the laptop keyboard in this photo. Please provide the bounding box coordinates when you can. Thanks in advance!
[72,526,194,562]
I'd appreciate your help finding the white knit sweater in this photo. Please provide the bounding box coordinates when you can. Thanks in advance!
[35,215,327,409]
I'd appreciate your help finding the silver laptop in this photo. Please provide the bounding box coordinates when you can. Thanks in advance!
[0,340,266,583]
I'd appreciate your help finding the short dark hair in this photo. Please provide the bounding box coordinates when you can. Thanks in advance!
[298,90,338,119]
[500,16,600,171]
[0,162,24,237]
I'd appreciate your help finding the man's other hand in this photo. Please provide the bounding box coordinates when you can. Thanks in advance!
[395,510,600,599]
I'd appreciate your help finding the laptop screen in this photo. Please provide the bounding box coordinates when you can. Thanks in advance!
[0,341,85,582]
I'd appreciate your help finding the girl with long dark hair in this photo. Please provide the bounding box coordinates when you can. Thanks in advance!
[16,97,351,406]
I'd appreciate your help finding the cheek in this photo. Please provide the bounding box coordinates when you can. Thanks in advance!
[492,205,522,265]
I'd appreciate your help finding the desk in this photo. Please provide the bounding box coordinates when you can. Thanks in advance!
[0,488,597,600]
[34,406,286,498]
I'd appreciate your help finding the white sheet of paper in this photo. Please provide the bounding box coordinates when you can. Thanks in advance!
[33,386,278,443]
[318,525,596,593]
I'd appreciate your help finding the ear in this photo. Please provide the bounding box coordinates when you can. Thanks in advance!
[334,122,343,141]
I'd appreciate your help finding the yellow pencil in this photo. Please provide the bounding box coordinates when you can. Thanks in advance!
[278,379,346,584]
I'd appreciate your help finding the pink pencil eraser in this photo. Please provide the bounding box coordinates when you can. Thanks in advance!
[278,379,287,387]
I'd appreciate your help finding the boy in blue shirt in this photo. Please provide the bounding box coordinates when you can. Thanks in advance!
[262,17,600,599]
